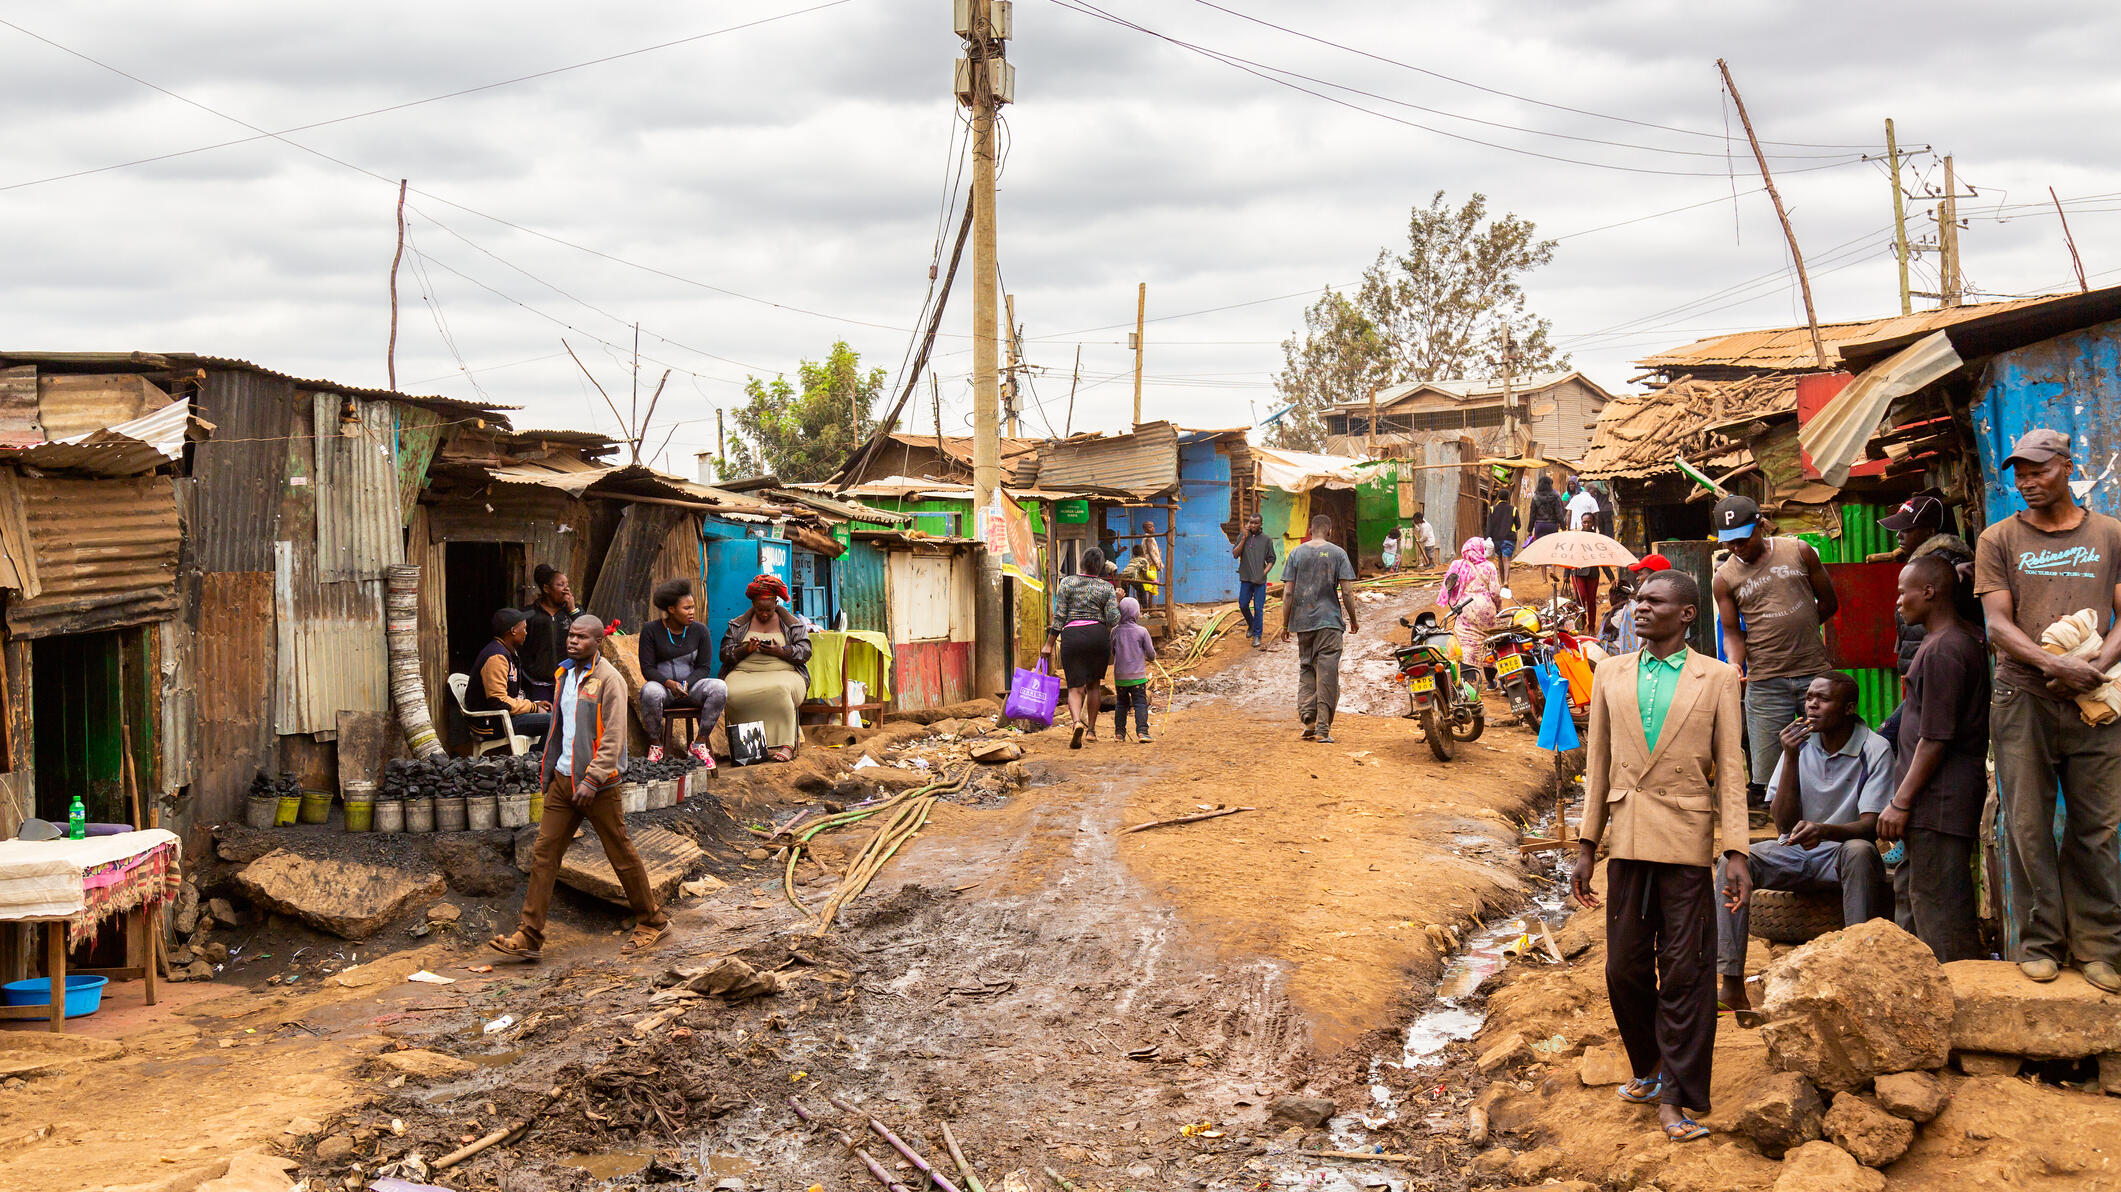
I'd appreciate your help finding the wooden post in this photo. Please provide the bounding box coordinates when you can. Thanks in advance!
[1132,282,1146,427]
[2053,186,2089,293]
[1887,120,1911,315]
[1942,156,1962,308]
[1065,345,1080,437]
[1004,292,1021,438]
[388,178,407,390]
[44,922,63,1033]
[716,408,726,461]
[1717,60,1827,368]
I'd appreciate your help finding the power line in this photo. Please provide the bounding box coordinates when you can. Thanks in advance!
[1049,0,1869,177]
[0,3,857,195]
[1182,0,1881,152]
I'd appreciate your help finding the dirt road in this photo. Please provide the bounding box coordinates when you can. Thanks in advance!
[4,578,1570,1192]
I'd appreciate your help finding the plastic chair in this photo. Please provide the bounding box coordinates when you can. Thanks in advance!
[447,673,531,757]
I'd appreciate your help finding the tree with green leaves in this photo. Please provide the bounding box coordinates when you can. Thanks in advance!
[1270,191,1566,450]
[719,341,886,482]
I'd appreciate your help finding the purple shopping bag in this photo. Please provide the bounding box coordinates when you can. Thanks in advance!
[1003,659,1061,728]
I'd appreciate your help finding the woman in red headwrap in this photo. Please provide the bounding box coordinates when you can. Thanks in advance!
[719,573,812,762]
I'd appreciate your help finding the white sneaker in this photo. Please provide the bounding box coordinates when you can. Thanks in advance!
[646,745,665,763]
[689,742,715,769]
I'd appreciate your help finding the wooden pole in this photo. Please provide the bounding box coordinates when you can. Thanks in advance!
[1065,344,1080,437]
[933,373,945,475]
[634,369,671,465]
[1365,385,1377,457]
[388,178,407,390]
[1132,282,1146,427]
[1717,60,1827,368]
[1003,292,1021,438]
[1942,156,1962,308]
[1887,120,1911,315]
[717,408,726,461]
[2052,186,2088,294]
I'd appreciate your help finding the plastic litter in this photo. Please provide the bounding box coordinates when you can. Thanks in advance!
[406,970,455,985]
[482,1014,515,1035]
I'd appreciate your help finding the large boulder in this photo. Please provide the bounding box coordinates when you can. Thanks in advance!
[1758,920,1953,1092]
[1772,1141,1885,1192]
[1946,960,2121,1060]
[1735,1071,1825,1157]
[1821,1093,1914,1167]
[233,850,444,939]
[428,833,520,897]
[560,824,702,905]
[1872,1070,1949,1122]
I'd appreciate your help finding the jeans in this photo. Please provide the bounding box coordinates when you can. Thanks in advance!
[640,676,729,745]
[1992,685,2121,966]
[1716,838,1889,977]
[1238,580,1267,641]
[1296,627,1344,730]
[1113,683,1151,737]
[1743,673,1819,788]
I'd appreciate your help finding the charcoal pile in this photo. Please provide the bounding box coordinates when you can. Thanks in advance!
[381,754,543,800]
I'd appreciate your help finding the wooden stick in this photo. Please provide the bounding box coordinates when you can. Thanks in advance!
[941,1120,987,1192]
[1119,806,1254,834]
[1297,1149,1424,1163]
[1043,1166,1080,1192]
[434,1086,560,1170]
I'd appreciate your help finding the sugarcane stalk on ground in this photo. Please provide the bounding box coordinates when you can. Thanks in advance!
[941,1120,987,1192]
[828,1094,964,1192]
[791,1096,911,1192]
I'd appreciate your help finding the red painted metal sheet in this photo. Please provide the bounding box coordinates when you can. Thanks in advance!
[895,641,943,711]
[937,641,973,705]
[1822,562,1902,672]
[1795,373,1886,479]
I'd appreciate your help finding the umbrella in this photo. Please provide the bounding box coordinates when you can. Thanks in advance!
[1512,530,1638,569]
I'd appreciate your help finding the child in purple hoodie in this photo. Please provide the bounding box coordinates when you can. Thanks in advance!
[1110,596,1155,742]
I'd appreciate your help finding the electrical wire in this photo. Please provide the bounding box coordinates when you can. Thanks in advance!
[1048,0,1869,177]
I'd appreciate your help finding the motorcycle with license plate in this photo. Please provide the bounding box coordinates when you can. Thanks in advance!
[1394,598,1486,762]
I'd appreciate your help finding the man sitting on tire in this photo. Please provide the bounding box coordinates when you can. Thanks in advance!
[1716,672,1894,1011]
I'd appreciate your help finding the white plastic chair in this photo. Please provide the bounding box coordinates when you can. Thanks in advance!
[447,672,531,757]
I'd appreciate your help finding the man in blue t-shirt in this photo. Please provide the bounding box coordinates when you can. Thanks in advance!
[1277,513,1359,743]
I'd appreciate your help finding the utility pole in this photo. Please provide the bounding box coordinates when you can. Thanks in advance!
[1131,282,1147,426]
[1499,330,1517,453]
[1365,385,1377,457]
[932,372,945,469]
[1003,291,1021,437]
[1717,60,1827,368]
[1941,156,1962,307]
[1887,120,1910,316]
[388,178,407,390]
[716,408,726,461]
[2053,186,2089,293]
[957,0,1012,698]
[1065,344,1080,437]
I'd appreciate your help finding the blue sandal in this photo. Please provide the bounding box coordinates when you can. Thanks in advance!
[1617,1076,1663,1104]
[1663,1117,1709,1142]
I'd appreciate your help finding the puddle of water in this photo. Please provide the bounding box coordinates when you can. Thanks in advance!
[466,1049,521,1067]
[556,1149,656,1179]
[708,1152,757,1176]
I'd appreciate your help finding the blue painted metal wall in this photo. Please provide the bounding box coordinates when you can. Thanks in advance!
[703,534,792,633]
[1173,440,1237,604]
[1972,317,2121,522]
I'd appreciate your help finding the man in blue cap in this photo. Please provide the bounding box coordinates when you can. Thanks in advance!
[1709,494,1839,802]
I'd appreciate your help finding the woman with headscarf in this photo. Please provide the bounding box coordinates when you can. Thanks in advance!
[719,574,813,763]
[1442,537,1504,682]
[1043,547,1120,749]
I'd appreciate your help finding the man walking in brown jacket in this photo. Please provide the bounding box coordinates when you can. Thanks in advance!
[1573,570,1751,1143]
[490,614,668,960]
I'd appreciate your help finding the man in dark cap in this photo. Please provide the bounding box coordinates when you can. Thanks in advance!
[470,609,550,750]
[1974,428,2121,991]
[1710,493,1839,802]
[491,614,667,961]
[1875,494,1976,674]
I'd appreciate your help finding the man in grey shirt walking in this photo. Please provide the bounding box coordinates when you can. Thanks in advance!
[1278,513,1360,743]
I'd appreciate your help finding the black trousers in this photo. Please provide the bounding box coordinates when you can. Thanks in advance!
[1605,858,1718,1112]
[1895,827,1983,963]
[1112,683,1150,737]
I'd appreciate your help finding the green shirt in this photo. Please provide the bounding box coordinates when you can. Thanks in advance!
[1637,646,1689,748]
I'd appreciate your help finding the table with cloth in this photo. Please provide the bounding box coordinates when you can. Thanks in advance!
[803,630,895,725]
[0,829,180,1031]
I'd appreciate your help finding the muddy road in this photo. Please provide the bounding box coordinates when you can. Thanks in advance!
[7,579,1567,1192]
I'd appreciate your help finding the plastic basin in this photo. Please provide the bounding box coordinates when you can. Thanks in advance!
[2,974,107,1020]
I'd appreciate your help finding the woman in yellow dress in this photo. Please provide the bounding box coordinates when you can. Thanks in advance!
[718,574,813,763]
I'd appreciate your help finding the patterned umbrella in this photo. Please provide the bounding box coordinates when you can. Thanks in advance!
[1511,530,1638,569]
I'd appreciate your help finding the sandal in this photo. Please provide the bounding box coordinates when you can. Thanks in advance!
[620,922,668,956]
[1663,1117,1709,1143]
[1617,1075,1664,1104]
[487,932,542,962]
[1070,725,1085,750]
[768,746,795,763]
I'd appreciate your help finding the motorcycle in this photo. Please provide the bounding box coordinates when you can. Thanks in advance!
[1483,606,1546,724]
[1395,601,1487,761]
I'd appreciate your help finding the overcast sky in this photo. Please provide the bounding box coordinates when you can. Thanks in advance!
[2,1,2117,474]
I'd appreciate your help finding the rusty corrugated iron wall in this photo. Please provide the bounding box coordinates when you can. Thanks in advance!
[4,474,180,638]
[272,538,388,736]
[194,571,275,827]
[190,369,293,572]
[585,502,684,633]
[314,393,406,582]
[1033,420,1179,498]
[392,404,450,526]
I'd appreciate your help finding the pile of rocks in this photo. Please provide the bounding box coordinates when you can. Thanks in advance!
[1737,918,2121,1190]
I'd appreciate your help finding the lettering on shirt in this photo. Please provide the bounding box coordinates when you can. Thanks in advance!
[2016,544,2105,579]
[1734,563,1807,606]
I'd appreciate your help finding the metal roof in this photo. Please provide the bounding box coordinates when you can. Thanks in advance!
[0,351,515,423]
[1033,420,1180,498]
[1835,283,2121,369]
[1328,370,1594,411]
[1630,300,2062,373]
[0,396,191,477]
[1580,374,1798,480]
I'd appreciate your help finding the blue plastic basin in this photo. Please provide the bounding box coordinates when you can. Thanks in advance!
[1,975,107,1020]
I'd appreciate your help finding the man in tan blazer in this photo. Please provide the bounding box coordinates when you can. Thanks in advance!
[1571,570,1751,1143]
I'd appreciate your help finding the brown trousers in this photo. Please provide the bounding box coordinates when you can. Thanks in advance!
[516,771,665,949]
[1605,858,1718,1112]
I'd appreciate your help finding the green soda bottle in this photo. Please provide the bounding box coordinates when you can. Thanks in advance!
[67,795,85,841]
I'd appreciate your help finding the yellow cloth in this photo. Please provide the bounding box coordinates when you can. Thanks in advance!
[805,629,895,702]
